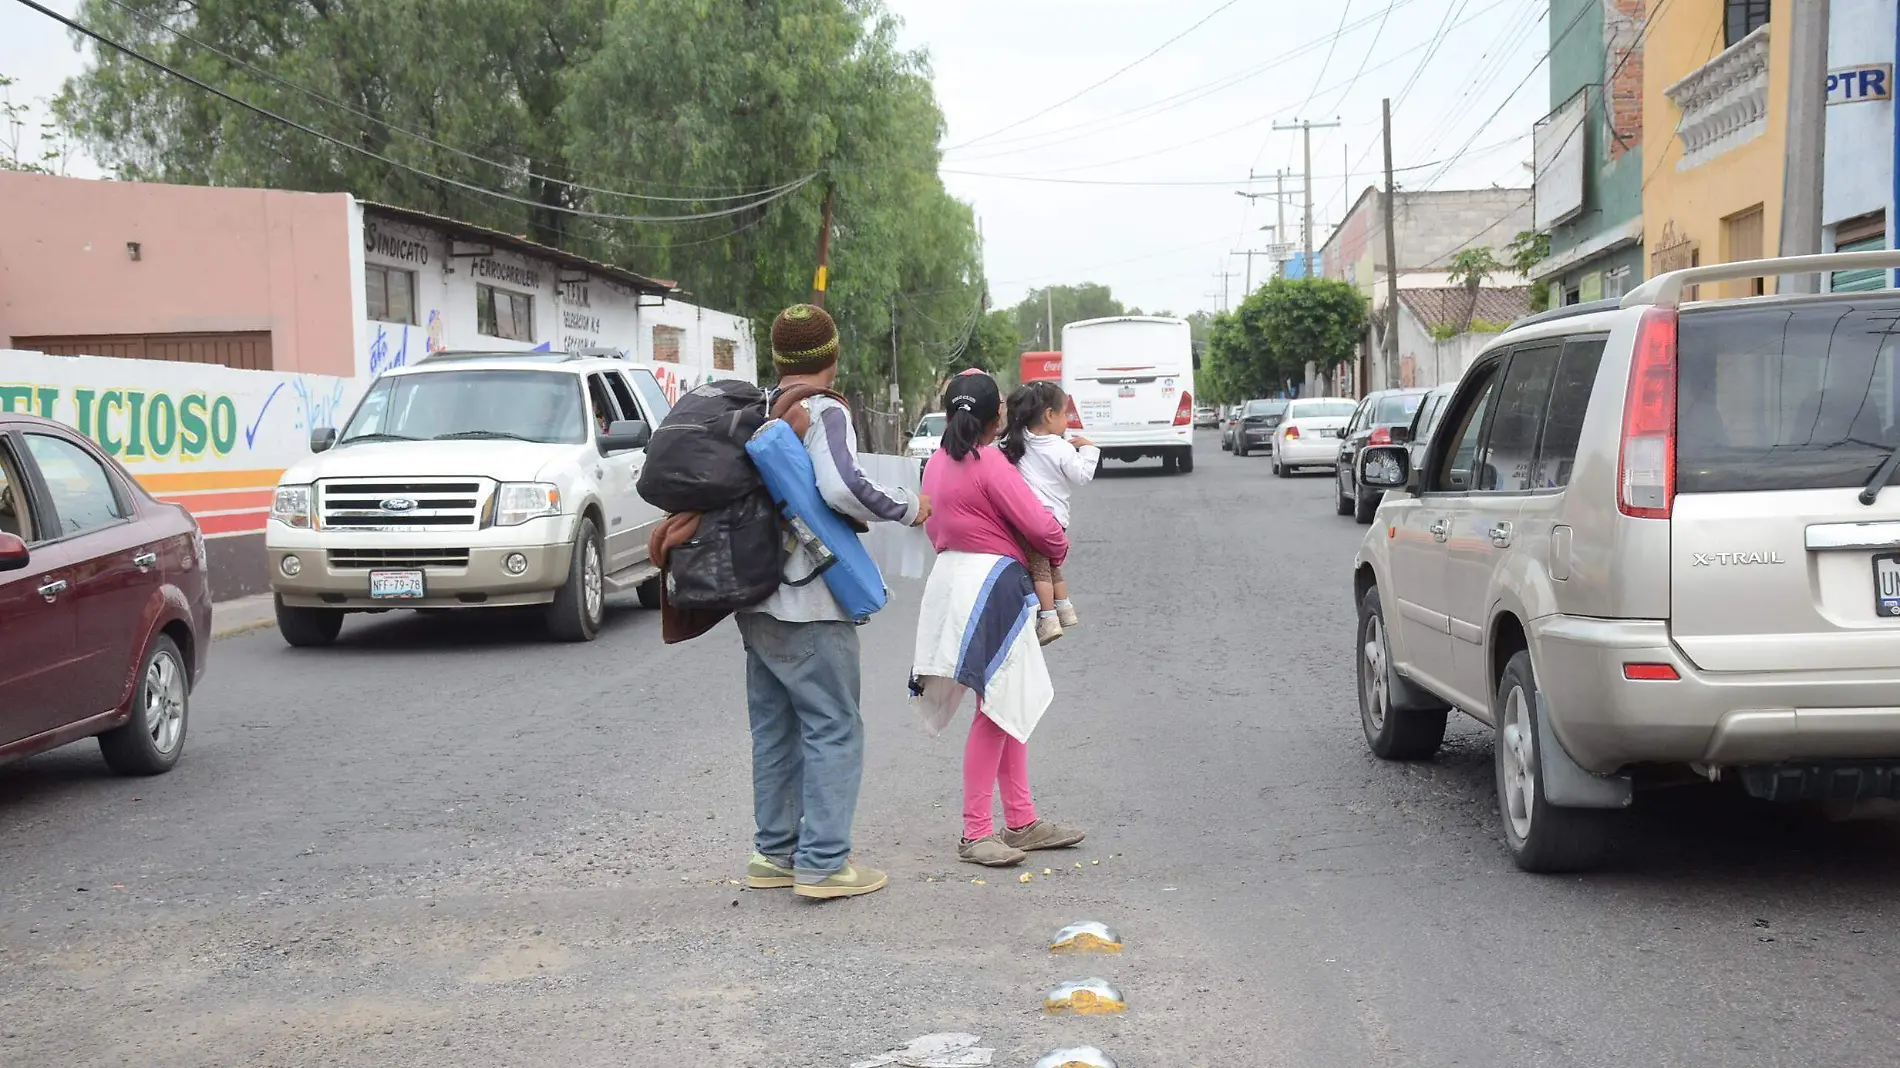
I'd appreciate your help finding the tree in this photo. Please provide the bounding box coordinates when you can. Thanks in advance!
[2,72,69,174]
[1446,246,1503,334]
[1251,277,1368,395]
[1010,283,1126,349]
[1506,230,1552,312]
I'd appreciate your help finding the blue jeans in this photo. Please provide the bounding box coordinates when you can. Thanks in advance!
[735,612,864,882]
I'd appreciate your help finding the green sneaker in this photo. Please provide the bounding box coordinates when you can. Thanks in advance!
[793,863,889,900]
[746,853,794,889]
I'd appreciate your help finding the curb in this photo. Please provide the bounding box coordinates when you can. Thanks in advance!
[212,617,278,641]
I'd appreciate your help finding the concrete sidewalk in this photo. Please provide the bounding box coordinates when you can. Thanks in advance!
[211,594,278,640]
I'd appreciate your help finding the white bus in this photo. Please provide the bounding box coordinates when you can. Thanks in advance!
[1060,316,1196,474]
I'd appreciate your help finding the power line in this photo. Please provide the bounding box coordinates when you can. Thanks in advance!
[1266,0,1353,171]
[1320,0,1400,116]
[941,137,1525,187]
[14,0,819,224]
[1408,2,1546,164]
[95,0,807,203]
[944,0,1250,152]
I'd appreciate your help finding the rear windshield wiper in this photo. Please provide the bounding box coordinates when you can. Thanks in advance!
[339,432,420,445]
[1859,442,1900,505]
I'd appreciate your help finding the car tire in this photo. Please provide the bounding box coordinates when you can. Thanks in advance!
[1356,587,1449,761]
[1353,485,1379,524]
[1221,437,1231,452]
[1495,650,1612,873]
[546,517,606,642]
[1161,453,1178,473]
[1275,456,1292,478]
[1176,448,1194,474]
[276,596,344,647]
[98,634,189,776]
[1335,472,1355,515]
[1235,437,1248,457]
[636,574,662,610]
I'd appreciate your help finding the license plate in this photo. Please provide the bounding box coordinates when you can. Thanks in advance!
[1081,399,1113,425]
[369,569,426,599]
[1876,554,1900,617]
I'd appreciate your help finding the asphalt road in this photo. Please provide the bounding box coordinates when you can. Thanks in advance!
[7,439,1900,1067]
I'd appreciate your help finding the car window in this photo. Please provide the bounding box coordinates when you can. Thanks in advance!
[916,414,946,436]
[1347,398,1371,434]
[342,369,586,445]
[1530,337,1607,489]
[1677,298,1900,492]
[628,369,673,425]
[1289,399,1359,418]
[0,439,38,544]
[1374,393,1425,424]
[1244,400,1281,416]
[1477,344,1561,492]
[586,374,622,437]
[1412,394,1442,442]
[1431,365,1504,492]
[603,371,643,425]
[23,432,127,538]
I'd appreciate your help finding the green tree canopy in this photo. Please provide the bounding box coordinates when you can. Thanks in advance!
[1203,277,1367,401]
[1009,283,1127,350]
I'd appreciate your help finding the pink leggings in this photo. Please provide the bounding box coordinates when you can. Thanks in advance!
[963,705,1037,840]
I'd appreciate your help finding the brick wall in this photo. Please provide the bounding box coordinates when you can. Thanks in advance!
[1604,0,1646,159]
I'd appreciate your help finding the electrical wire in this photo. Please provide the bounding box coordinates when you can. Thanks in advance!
[941,136,1526,187]
[15,0,819,223]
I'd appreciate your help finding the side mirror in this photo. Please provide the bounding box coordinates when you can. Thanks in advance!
[1358,444,1411,490]
[1389,425,1413,444]
[0,531,28,572]
[310,427,338,453]
[1332,427,1349,439]
[600,419,652,453]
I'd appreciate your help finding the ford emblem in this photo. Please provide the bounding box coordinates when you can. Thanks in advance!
[380,496,419,512]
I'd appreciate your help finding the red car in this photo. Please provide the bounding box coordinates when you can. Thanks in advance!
[0,412,211,774]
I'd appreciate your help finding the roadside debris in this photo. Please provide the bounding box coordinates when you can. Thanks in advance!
[1034,1049,1118,1068]
[1049,921,1123,954]
[850,1032,994,1068]
[1042,977,1126,1015]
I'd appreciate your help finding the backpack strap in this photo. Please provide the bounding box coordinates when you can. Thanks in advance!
[768,384,849,438]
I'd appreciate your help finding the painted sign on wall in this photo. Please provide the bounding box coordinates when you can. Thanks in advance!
[1,349,360,539]
[1828,63,1893,105]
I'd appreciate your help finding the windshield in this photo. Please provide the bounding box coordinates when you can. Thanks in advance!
[1679,299,1900,493]
[915,414,947,437]
[1289,399,1358,418]
[340,369,587,445]
[1375,393,1425,423]
[1244,400,1286,416]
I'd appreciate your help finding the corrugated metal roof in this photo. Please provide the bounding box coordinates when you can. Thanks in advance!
[362,201,677,296]
[1397,286,1534,331]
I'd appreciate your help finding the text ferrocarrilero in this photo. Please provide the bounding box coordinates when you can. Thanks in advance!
[472,258,540,289]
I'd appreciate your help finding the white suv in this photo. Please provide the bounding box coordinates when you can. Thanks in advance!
[1351,250,1900,872]
[267,351,673,646]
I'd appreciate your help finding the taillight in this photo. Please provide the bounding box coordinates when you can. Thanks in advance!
[1172,391,1193,427]
[1284,424,1301,440]
[1066,396,1083,431]
[1369,425,1392,446]
[1618,306,1678,519]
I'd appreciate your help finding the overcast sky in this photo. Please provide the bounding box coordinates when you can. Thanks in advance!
[0,0,1549,317]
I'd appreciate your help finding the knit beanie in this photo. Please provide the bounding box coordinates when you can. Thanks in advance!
[770,304,841,373]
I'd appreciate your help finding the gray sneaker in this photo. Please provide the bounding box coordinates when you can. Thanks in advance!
[1002,819,1087,851]
[1056,601,1080,628]
[793,863,888,899]
[958,835,1029,867]
[746,852,794,889]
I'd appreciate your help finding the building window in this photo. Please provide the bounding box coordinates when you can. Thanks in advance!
[1725,1,1769,49]
[653,324,684,363]
[713,337,737,372]
[1832,212,1888,292]
[477,285,534,342]
[1601,265,1633,300]
[366,265,417,325]
[1722,205,1767,297]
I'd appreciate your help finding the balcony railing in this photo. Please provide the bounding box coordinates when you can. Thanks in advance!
[1665,24,1771,171]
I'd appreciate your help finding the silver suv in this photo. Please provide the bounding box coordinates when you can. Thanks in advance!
[1350,250,1900,872]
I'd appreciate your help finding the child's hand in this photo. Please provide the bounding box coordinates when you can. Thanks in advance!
[911,494,934,526]
[1069,435,1094,448]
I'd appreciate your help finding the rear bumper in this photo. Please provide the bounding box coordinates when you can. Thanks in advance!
[1276,437,1338,466]
[1084,427,1192,457]
[1530,615,1900,772]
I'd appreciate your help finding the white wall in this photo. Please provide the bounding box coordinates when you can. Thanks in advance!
[1394,310,1493,390]
[347,202,758,399]
[1824,0,1896,228]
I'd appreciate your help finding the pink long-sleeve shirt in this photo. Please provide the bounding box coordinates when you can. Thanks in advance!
[922,444,1069,568]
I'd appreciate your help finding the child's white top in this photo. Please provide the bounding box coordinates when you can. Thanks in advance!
[1017,431,1100,528]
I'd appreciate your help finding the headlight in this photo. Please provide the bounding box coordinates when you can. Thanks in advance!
[494,482,562,527]
[271,485,313,528]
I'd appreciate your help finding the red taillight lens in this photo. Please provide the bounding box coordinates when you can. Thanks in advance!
[1623,663,1680,681]
[1066,396,1084,431]
[1284,424,1301,439]
[1618,306,1679,519]
[1369,425,1392,446]
[1173,391,1193,427]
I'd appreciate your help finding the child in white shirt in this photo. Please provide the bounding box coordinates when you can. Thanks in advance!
[999,380,1100,645]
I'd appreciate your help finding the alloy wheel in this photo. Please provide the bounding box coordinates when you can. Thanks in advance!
[144,649,186,755]
[1360,615,1388,733]
[1499,684,1537,841]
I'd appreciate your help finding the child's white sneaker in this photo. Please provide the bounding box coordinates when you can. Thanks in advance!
[1055,600,1080,629]
[1036,612,1064,645]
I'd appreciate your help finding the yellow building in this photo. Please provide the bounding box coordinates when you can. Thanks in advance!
[1642,1,1790,297]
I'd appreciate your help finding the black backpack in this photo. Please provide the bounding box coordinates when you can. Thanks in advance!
[637,379,770,514]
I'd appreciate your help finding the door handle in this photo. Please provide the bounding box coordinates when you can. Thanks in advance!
[134,550,158,570]
[1490,522,1514,548]
[1429,519,1450,543]
[38,578,67,602]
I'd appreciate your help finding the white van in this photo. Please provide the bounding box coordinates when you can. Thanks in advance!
[1060,316,1196,474]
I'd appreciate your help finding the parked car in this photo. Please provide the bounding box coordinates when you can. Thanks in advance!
[1351,248,1900,872]
[1230,399,1288,456]
[0,412,210,774]
[1193,406,1219,428]
[908,412,946,472]
[1269,398,1357,475]
[268,350,666,647]
[1333,387,1430,523]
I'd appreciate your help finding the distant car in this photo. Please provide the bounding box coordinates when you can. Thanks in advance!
[907,412,946,469]
[1270,398,1358,476]
[1231,399,1288,457]
[0,412,210,775]
[1193,406,1219,428]
[1334,388,1431,523]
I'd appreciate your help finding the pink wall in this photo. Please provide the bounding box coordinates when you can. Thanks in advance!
[0,172,356,375]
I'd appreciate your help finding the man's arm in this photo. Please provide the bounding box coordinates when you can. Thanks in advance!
[810,402,922,526]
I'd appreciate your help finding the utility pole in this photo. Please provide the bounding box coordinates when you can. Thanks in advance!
[1212,268,1239,311]
[1275,118,1343,271]
[1277,169,1288,276]
[1237,170,1302,279]
[1381,97,1401,393]
[810,183,835,308]
[889,294,901,453]
[1777,0,1830,294]
[1045,288,1056,353]
[1232,249,1266,295]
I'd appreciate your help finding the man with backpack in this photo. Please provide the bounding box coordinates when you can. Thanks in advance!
[732,304,928,900]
